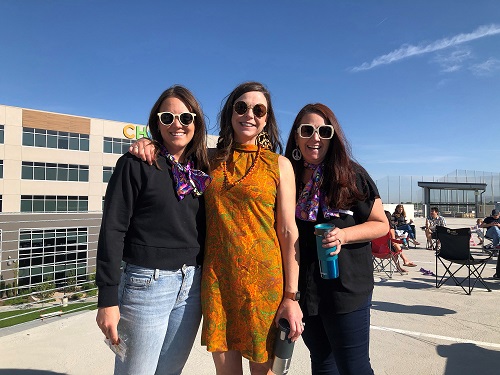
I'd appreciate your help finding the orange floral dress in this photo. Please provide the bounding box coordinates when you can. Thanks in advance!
[201,143,283,363]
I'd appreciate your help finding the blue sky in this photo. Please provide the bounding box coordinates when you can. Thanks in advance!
[1,0,499,181]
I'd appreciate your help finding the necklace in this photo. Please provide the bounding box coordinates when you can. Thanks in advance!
[222,146,262,188]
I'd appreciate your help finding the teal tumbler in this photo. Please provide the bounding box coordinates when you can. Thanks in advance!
[314,223,339,279]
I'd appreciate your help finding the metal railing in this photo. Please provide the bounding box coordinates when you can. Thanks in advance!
[0,216,101,328]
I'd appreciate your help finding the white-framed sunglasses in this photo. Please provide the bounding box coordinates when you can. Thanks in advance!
[297,124,334,139]
[157,112,196,127]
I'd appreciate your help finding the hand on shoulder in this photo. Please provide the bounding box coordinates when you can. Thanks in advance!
[129,137,156,165]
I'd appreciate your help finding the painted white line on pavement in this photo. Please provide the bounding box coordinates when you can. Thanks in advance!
[371,325,500,349]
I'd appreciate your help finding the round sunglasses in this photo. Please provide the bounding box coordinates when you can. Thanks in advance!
[297,124,334,139]
[157,112,196,127]
[233,101,267,118]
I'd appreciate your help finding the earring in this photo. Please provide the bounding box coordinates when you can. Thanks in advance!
[256,131,272,150]
[292,148,302,161]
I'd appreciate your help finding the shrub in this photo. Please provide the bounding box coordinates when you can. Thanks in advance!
[70,292,83,301]
[5,283,13,298]
[65,271,77,293]
[33,278,55,300]
[82,272,97,297]
[0,280,6,298]
[3,295,29,305]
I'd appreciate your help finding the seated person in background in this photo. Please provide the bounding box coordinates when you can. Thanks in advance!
[394,229,412,250]
[425,207,447,248]
[481,209,500,251]
[470,218,485,245]
[385,211,416,272]
[392,204,420,246]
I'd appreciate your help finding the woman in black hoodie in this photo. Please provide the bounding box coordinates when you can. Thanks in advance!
[96,85,211,375]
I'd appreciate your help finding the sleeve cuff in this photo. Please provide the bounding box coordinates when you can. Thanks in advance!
[97,285,119,307]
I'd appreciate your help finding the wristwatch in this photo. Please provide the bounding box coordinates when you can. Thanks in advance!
[283,291,301,301]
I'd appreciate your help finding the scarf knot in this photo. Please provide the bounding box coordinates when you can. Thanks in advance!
[160,146,212,200]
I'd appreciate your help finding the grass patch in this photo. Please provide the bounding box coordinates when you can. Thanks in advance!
[0,302,97,328]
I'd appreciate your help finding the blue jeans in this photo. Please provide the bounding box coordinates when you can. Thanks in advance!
[301,294,374,375]
[397,224,415,239]
[486,226,500,246]
[115,263,202,375]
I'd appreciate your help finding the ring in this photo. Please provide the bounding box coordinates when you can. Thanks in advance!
[301,322,305,327]
[134,145,139,149]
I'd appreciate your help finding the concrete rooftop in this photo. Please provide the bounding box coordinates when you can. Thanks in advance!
[1,217,499,375]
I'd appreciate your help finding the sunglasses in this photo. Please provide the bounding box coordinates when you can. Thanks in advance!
[157,112,196,127]
[233,101,267,118]
[297,124,334,139]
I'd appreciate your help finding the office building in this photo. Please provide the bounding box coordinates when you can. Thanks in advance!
[0,104,217,291]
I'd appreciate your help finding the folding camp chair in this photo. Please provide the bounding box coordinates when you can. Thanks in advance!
[421,226,438,250]
[372,232,406,278]
[435,226,493,295]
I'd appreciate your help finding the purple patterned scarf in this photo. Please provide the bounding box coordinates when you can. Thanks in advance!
[160,146,212,200]
[295,162,341,221]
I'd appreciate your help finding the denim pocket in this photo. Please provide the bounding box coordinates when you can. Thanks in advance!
[123,265,153,290]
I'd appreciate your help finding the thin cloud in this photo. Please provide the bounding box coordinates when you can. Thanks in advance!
[469,58,500,76]
[351,24,500,72]
[441,65,461,73]
[432,48,472,73]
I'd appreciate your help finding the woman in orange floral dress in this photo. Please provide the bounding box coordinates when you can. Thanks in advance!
[201,82,303,375]
[129,82,303,374]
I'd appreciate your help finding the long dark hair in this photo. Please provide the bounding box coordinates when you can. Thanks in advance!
[147,85,210,172]
[284,103,365,209]
[215,81,282,163]
[393,204,406,218]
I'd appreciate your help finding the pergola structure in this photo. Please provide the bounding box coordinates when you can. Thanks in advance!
[417,181,487,218]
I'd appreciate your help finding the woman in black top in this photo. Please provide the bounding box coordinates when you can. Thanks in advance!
[96,85,211,374]
[391,204,419,246]
[284,103,387,375]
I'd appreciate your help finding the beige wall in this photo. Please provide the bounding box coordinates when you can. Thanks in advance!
[0,105,129,213]
[1,106,23,211]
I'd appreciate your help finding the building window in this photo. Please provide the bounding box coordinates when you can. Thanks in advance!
[18,227,88,288]
[21,162,89,182]
[103,136,134,154]
[103,166,114,182]
[22,127,90,151]
[20,196,88,213]
[0,160,3,178]
[0,125,4,144]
